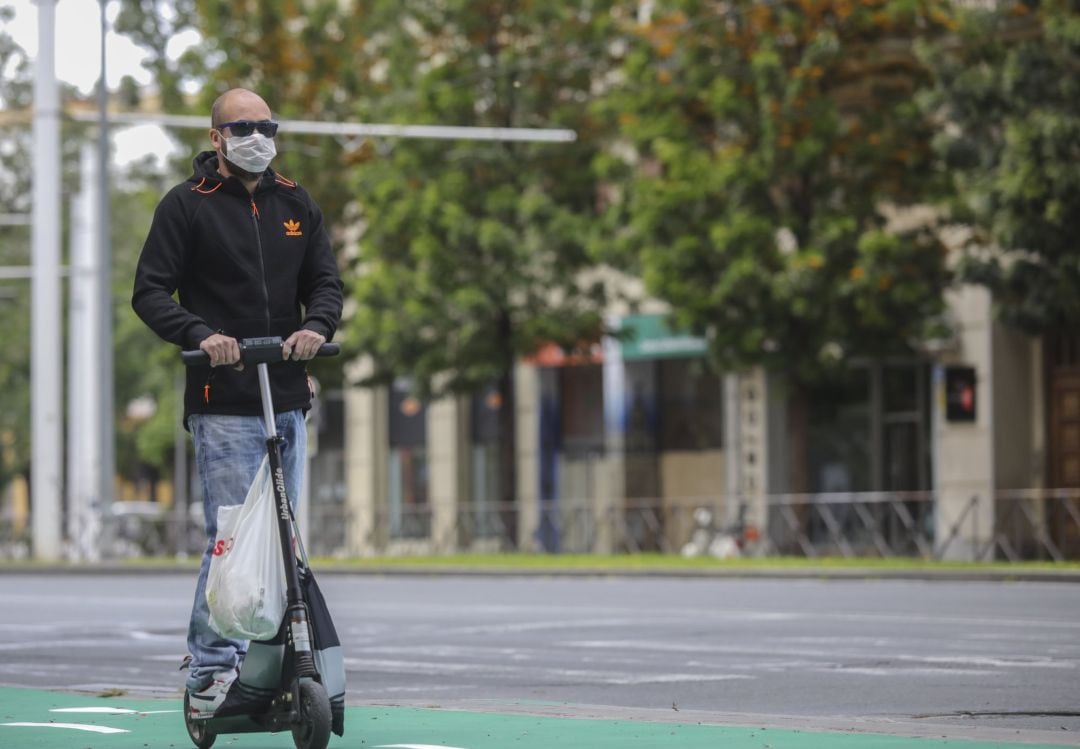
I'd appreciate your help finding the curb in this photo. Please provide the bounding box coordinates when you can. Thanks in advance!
[2,562,1079,583]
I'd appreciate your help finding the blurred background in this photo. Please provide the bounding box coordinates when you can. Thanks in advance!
[1,0,1078,563]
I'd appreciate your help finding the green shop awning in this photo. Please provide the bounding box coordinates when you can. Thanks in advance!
[618,313,708,361]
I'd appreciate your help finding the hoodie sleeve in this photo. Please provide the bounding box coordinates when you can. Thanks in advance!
[296,194,344,340]
[132,189,216,349]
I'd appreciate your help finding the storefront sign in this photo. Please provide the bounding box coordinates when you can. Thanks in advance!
[618,314,708,361]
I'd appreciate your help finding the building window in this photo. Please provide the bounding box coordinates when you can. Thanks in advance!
[559,365,604,457]
[469,384,502,538]
[807,368,873,493]
[657,358,724,451]
[805,362,930,493]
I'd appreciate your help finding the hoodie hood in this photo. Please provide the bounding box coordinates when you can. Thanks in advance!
[187,151,279,193]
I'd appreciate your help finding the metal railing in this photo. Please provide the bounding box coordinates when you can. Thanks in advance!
[765,491,936,558]
[3,488,1080,561]
[981,489,1080,561]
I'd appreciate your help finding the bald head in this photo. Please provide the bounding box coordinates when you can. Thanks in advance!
[208,88,276,187]
[211,88,272,130]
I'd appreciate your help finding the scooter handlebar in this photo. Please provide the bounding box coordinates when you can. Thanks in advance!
[181,336,340,366]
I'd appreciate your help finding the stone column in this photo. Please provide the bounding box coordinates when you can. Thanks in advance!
[737,368,768,545]
[594,333,626,554]
[515,363,541,552]
[934,286,995,560]
[427,395,466,553]
[344,383,388,556]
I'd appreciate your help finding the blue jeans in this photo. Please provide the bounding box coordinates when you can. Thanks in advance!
[186,410,307,691]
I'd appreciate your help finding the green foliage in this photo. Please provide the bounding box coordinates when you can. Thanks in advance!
[921,1,1080,333]
[0,21,35,487]
[343,0,615,396]
[0,6,186,487]
[597,0,956,379]
[111,182,183,476]
[114,0,206,168]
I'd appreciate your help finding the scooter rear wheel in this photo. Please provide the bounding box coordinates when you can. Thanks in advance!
[291,679,332,749]
[183,691,217,749]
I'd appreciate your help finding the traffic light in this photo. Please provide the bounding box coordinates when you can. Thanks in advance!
[945,366,977,423]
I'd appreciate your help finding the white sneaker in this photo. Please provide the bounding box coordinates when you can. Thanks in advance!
[187,668,237,719]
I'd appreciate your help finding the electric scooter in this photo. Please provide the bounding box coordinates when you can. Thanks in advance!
[180,336,341,749]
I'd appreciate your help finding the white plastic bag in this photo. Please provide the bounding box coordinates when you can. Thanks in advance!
[205,455,287,640]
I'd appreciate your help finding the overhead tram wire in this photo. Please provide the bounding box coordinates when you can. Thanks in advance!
[67,110,578,144]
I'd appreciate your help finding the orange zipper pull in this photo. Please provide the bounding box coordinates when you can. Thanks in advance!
[204,383,211,403]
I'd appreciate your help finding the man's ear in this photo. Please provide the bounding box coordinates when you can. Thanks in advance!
[208,127,222,150]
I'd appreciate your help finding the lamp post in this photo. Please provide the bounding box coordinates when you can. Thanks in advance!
[30,0,62,561]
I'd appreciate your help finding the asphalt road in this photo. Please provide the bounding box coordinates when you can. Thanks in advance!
[0,572,1077,743]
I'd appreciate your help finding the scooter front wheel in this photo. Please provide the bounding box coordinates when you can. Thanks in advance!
[183,691,217,749]
[291,679,332,749]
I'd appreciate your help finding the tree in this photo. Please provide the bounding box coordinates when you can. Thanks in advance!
[596,0,955,382]
[110,173,183,484]
[344,1,617,526]
[920,0,1080,334]
[113,2,618,522]
[0,7,33,492]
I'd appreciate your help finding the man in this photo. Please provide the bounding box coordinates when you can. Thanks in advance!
[132,88,343,709]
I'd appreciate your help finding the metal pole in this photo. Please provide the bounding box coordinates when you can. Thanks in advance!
[257,364,278,439]
[98,0,115,521]
[31,0,63,561]
[67,145,102,561]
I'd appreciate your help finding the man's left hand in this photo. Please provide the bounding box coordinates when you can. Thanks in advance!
[282,329,326,361]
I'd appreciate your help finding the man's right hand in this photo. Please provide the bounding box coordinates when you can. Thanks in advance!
[199,333,242,368]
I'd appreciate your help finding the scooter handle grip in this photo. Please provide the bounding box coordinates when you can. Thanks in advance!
[181,340,341,366]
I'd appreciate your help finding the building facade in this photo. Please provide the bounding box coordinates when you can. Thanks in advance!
[330,295,1073,560]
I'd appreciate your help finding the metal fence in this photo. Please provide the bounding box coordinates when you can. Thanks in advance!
[3,488,1079,561]
[300,489,1080,561]
[982,489,1080,561]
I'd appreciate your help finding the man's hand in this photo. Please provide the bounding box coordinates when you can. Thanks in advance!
[199,333,242,368]
[283,329,326,361]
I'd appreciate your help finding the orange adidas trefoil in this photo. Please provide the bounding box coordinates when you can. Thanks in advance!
[284,219,302,237]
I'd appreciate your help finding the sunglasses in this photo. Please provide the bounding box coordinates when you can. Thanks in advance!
[217,119,279,138]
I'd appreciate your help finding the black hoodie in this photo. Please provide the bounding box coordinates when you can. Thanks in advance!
[132,151,343,424]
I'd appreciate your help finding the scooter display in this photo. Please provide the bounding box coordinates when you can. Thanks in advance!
[180,336,342,749]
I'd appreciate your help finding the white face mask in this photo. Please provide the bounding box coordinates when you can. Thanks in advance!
[222,133,276,174]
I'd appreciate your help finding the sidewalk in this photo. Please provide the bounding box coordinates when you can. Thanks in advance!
[2,557,1079,582]
[0,687,1074,749]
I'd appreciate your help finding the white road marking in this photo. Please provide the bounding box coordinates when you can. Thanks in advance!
[1,722,130,734]
[821,666,994,677]
[894,654,1076,669]
[375,744,472,749]
[599,673,752,685]
[51,707,137,714]
[130,630,179,642]
[50,707,181,715]
[349,657,755,685]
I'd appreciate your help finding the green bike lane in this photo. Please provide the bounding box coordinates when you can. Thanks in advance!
[0,687,1068,749]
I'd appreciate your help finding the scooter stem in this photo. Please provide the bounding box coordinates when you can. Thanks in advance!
[257,362,278,438]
